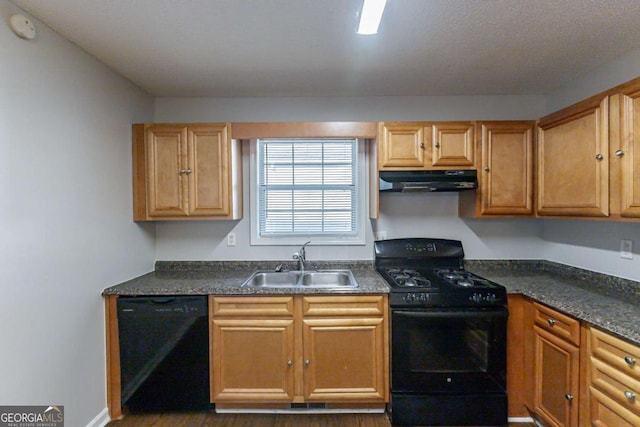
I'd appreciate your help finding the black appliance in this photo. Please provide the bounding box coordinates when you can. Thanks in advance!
[117,296,211,412]
[379,170,478,192]
[375,238,508,427]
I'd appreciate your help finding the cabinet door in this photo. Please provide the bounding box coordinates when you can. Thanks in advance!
[302,317,386,402]
[431,122,475,167]
[537,97,609,217]
[378,123,425,168]
[479,122,534,215]
[187,125,230,216]
[211,318,295,402]
[534,326,580,427]
[616,89,640,217]
[145,125,189,217]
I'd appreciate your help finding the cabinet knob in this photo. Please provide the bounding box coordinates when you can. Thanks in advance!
[565,394,574,401]
[179,169,193,174]
[624,391,636,402]
[420,143,425,149]
[624,356,636,366]
[615,149,625,157]
[304,359,310,366]
[484,166,490,172]
[547,318,556,326]
[595,154,604,161]
[287,360,292,367]
[434,142,440,148]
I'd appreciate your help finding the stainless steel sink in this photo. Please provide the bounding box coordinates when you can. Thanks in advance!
[241,271,302,288]
[241,270,358,289]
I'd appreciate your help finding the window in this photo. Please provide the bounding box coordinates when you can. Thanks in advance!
[250,138,366,245]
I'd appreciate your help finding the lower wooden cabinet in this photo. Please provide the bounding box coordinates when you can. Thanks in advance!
[522,300,582,427]
[533,325,581,427]
[587,326,640,426]
[210,295,389,404]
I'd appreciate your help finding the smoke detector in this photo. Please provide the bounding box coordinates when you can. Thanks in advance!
[9,14,37,40]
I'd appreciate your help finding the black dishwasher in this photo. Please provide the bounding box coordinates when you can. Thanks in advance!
[117,296,211,412]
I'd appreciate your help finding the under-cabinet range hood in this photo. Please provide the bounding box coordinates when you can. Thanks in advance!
[379,170,478,192]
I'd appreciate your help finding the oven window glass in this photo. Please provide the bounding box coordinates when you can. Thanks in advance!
[408,318,488,372]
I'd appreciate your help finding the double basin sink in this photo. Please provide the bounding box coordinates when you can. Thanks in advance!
[241,270,358,290]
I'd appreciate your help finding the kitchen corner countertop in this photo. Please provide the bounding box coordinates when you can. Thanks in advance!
[102,260,390,296]
[466,260,640,346]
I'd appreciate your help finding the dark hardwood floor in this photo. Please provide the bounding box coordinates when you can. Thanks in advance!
[107,411,535,427]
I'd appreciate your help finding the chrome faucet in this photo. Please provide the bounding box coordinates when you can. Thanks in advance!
[292,241,311,271]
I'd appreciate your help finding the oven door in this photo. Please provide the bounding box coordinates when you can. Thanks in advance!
[391,306,507,394]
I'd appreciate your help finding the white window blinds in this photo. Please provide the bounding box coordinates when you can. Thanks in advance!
[257,138,358,237]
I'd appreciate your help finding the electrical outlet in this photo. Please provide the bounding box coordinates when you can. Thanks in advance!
[621,239,633,259]
[374,231,387,240]
[227,232,236,247]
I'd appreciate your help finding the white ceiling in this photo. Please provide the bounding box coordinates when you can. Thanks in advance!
[11,0,640,97]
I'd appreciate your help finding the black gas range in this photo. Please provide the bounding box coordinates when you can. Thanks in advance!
[375,238,508,427]
[375,238,506,308]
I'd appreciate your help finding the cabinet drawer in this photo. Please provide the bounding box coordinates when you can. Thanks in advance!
[212,296,294,317]
[590,384,640,426]
[302,295,386,317]
[591,327,640,382]
[591,358,640,416]
[533,302,580,346]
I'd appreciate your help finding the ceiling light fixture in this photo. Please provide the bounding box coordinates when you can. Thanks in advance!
[357,0,387,35]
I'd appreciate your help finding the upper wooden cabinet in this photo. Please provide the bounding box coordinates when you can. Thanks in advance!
[430,122,475,167]
[611,87,640,218]
[132,123,242,221]
[459,121,535,217]
[537,96,610,217]
[378,122,475,170]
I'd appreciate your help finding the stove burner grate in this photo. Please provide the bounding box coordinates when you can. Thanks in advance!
[386,268,433,288]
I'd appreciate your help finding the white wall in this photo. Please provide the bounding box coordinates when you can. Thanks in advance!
[542,47,640,281]
[0,2,155,425]
[546,46,640,112]
[154,95,547,261]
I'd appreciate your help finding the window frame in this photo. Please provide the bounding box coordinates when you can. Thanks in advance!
[249,138,367,246]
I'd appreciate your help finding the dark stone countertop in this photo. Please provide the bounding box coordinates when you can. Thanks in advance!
[102,260,390,296]
[103,259,639,346]
[466,260,640,346]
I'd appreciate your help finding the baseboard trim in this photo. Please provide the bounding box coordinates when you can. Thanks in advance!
[86,407,110,427]
[216,407,386,414]
[508,416,535,423]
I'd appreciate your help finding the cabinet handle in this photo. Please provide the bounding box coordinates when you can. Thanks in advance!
[304,359,310,366]
[565,394,574,401]
[624,391,636,402]
[179,169,193,174]
[624,356,636,366]
[483,166,490,172]
[434,142,440,148]
[615,149,624,157]
[547,318,556,326]
[420,143,425,149]
[287,360,292,367]
[595,154,604,161]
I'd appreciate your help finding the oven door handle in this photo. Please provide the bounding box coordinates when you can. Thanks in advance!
[394,308,507,319]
